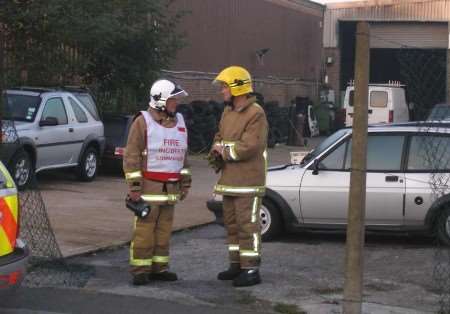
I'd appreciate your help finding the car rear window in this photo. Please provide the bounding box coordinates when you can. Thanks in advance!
[69,98,88,123]
[73,93,100,121]
[4,94,41,122]
[370,91,388,108]
[408,135,450,171]
[349,90,354,107]
[349,90,388,108]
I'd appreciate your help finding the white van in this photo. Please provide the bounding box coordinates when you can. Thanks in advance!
[343,82,410,127]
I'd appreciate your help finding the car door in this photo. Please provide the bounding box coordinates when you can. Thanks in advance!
[300,138,350,224]
[300,133,406,225]
[35,97,74,168]
[346,134,406,225]
[66,96,90,161]
[404,134,450,225]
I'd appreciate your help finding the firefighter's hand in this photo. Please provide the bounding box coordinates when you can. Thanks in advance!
[206,151,224,173]
[212,143,224,156]
[129,191,142,202]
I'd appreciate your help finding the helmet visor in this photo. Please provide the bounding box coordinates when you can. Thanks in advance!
[169,84,188,99]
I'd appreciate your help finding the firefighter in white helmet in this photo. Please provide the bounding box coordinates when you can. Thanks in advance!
[123,79,191,285]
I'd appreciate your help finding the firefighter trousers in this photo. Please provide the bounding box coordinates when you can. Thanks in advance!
[223,195,261,269]
[130,204,175,275]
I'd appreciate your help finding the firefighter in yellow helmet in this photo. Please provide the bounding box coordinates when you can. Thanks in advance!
[123,79,191,285]
[210,66,268,287]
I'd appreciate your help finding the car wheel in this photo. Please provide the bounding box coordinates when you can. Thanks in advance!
[77,147,98,182]
[9,150,33,190]
[436,207,450,246]
[261,198,283,241]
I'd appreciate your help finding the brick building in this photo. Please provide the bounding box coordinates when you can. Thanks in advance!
[166,0,325,106]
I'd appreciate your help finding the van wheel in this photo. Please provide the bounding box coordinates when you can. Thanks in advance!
[436,207,450,246]
[261,198,283,242]
[77,147,98,182]
[9,150,33,190]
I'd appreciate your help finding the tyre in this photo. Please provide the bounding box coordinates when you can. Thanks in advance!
[267,128,276,148]
[8,150,33,190]
[261,198,283,241]
[436,206,450,246]
[77,146,98,181]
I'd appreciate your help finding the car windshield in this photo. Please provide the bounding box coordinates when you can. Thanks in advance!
[300,128,351,165]
[428,105,450,121]
[3,94,41,122]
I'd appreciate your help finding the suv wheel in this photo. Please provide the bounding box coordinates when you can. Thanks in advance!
[261,198,283,241]
[77,147,98,181]
[436,207,450,246]
[9,150,33,190]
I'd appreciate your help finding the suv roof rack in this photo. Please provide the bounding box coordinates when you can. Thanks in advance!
[9,85,91,94]
[347,80,405,87]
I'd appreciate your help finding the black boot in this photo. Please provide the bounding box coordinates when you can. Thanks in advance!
[232,269,261,287]
[150,271,178,281]
[132,273,151,286]
[217,264,241,280]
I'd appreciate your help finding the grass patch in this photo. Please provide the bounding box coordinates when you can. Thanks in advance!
[273,303,307,314]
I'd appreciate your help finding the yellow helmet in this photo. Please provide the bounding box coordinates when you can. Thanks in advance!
[214,66,253,96]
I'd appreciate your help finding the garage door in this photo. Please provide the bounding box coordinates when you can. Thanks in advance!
[369,22,448,49]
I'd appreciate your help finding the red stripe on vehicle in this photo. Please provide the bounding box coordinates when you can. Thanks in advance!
[0,199,17,249]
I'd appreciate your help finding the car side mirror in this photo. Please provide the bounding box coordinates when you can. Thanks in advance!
[39,117,58,127]
[312,159,320,175]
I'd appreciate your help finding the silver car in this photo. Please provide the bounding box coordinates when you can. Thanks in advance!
[1,87,105,189]
[208,122,450,244]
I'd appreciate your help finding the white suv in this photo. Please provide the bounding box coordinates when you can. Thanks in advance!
[1,87,105,189]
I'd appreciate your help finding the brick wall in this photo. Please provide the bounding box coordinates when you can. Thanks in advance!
[324,48,341,106]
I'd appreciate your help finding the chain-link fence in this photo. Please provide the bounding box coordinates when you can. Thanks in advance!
[1,119,93,288]
[358,32,450,313]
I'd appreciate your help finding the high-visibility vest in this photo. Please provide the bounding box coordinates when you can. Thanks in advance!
[0,162,18,257]
[141,111,187,182]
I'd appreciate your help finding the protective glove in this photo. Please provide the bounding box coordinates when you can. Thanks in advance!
[206,151,224,173]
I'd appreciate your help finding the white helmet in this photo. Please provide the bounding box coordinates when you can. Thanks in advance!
[149,79,188,111]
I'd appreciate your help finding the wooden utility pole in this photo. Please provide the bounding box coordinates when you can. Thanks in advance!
[343,21,370,314]
[0,27,4,137]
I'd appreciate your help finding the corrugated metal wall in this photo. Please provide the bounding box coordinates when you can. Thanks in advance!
[370,22,448,48]
[324,0,450,48]
[170,0,323,81]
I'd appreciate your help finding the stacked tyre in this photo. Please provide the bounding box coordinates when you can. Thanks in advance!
[261,101,290,148]
[177,96,292,152]
[177,101,225,154]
